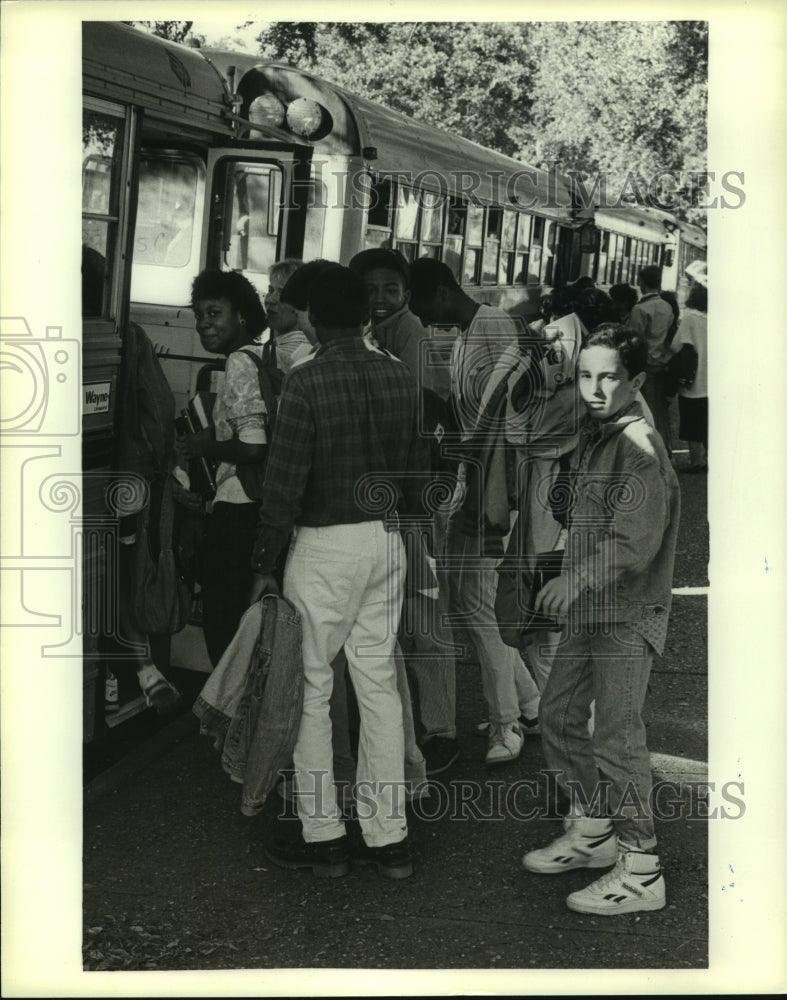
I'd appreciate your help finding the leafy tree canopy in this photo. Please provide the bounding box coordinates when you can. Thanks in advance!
[127,20,707,224]
[124,21,195,42]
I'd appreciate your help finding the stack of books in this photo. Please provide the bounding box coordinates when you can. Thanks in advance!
[174,391,218,497]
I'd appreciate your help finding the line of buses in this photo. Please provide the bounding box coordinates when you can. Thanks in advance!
[81,20,706,737]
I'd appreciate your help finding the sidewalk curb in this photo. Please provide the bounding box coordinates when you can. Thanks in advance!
[650,752,708,795]
[84,711,198,806]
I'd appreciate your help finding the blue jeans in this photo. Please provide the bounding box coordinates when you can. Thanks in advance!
[540,624,656,850]
[640,370,672,458]
[449,528,540,725]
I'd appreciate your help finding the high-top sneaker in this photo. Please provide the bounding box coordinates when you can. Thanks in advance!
[566,848,666,915]
[485,722,524,765]
[522,817,618,874]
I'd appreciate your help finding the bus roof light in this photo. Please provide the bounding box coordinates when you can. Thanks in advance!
[286,98,326,138]
[249,94,286,131]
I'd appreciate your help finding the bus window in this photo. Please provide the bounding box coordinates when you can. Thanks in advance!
[615,234,625,283]
[394,186,419,258]
[419,190,444,257]
[463,248,481,285]
[499,250,514,285]
[607,233,618,283]
[464,205,484,284]
[530,216,544,284]
[225,163,282,278]
[482,207,502,285]
[622,236,632,283]
[82,107,125,317]
[466,205,484,248]
[498,209,516,284]
[597,230,609,283]
[366,176,393,249]
[130,153,205,307]
[444,198,466,280]
[514,214,532,284]
[543,220,556,284]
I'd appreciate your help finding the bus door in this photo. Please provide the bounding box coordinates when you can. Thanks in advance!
[139,145,313,411]
[128,149,209,412]
[205,146,313,300]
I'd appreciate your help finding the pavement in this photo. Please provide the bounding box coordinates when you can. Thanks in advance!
[82,458,710,978]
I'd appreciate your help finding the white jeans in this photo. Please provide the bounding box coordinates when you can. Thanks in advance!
[285,521,408,848]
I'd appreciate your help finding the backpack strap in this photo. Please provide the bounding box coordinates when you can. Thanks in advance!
[262,337,277,370]
[157,475,176,551]
[238,347,277,429]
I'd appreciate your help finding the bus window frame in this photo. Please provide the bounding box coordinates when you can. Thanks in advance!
[82,95,136,327]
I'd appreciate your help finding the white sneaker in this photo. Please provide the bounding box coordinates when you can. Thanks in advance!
[484,722,524,765]
[522,817,618,874]
[566,848,667,915]
[475,714,539,737]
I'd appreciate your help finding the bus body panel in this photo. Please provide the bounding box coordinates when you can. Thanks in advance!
[83,22,233,137]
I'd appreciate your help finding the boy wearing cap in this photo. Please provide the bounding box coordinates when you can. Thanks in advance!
[350,247,451,399]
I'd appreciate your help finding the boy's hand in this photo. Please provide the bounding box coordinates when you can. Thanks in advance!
[534,574,574,618]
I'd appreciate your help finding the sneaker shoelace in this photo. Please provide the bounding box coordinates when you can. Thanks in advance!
[584,854,626,891]
[488,722,505,746]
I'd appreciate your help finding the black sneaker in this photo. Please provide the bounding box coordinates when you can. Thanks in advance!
[142,678,182,716]
[352,837,413,879]
[421,736,460,776]
[265,834,350,878]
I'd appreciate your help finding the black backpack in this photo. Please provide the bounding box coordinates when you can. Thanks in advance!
[234,341,284,501]
[664,343,699,397]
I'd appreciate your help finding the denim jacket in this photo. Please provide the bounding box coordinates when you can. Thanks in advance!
[193,594,303,816]
[564,401,680,624]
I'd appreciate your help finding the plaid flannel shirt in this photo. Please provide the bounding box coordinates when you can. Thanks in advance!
[252,337,430,575]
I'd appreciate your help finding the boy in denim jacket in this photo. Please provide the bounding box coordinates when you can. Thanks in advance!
[522,324,680,915]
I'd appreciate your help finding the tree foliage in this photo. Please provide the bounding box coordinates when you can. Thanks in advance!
[518,22,707,214]
[126,19,707,223]
[251,20,706,222]
[125,21,194,43]
[255,22,538,157]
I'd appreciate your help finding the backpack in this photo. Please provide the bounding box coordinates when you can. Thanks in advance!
[129,476,191,635]
[234,340,284,501]
[664,343,699,397]
[115,321,176,483]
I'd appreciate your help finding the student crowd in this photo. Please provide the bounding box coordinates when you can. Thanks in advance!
[147,249,708,916]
